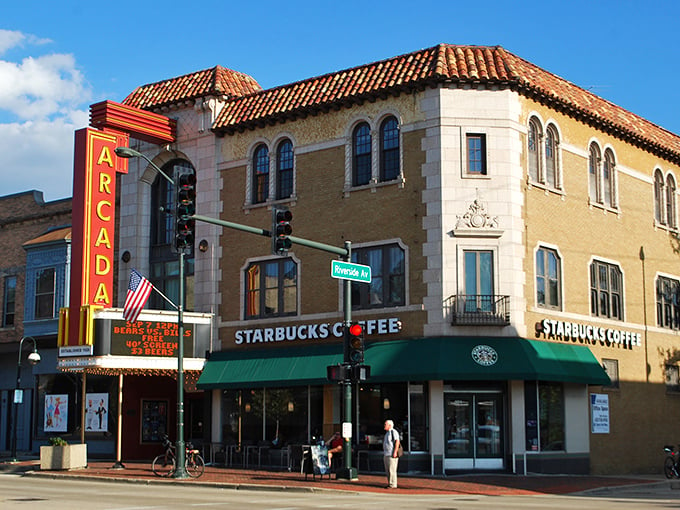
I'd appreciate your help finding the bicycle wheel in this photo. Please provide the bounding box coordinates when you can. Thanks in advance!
[664,457,677,479]
[186,453,205,478]
[152,454,176,477]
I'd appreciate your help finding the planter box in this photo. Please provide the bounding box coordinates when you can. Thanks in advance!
[40,444,87,470]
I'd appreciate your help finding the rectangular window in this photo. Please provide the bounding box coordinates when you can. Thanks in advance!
[245,258,297,319]
[466,134,487,175]
[656,276,680,330]
[35,268,55,319]
[602,359,619,389]
[464,250,493,312]
[3,275,16,327]
[536,247,560,309]
[666,365,680,393]
[590,260,623,320]
[351,243,405,309]
[525,381,565,451]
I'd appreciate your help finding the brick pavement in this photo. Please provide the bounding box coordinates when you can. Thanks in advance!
[9,460,663,496]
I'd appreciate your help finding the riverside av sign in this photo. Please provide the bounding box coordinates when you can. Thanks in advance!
[331,260,371,283]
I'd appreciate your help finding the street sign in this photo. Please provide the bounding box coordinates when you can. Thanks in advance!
[331,260,371,283]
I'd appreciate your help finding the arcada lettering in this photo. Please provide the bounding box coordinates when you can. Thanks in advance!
[537,319,641,349]
[235,317,401,345]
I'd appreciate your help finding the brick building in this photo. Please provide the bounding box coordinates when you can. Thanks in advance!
[84,43,680,474]
[0,191,71,454]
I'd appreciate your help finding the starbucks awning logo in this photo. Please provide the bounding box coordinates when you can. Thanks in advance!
[471,345,498,366]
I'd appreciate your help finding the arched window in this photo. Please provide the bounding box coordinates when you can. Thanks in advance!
[654,169,665,224]
[528,118,541,182]
[149,159,195,311]
[667,174,677,229]
[380,116,400,181]
[545,124,559,189]
[276,139,294,200]
[352,122,372,187]
[253,144,269,204]
[603,149,616,207]
[588,143,601,203]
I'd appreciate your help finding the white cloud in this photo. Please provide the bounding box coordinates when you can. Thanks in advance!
[0,30,91,200]
[0,112,89,201]
[0,53,90,120]
[0,29,51,55]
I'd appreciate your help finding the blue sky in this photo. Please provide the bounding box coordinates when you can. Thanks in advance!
[2,0,679,201]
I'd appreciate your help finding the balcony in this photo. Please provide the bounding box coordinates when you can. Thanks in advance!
[445,294,511,326]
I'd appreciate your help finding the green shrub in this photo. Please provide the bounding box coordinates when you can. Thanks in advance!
[48,437,68,447]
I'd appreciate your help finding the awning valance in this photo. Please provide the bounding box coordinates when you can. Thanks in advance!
[197,336,610,390]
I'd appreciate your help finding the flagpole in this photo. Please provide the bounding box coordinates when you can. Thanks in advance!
[152,286,179,310]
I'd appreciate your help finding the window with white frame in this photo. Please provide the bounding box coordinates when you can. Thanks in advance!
[545,124,559,188]
[528,117,541,182]
[655,169,665,224]
[656,275,680,330]
[34,268,55,319]
[276,139,294,200]
[528,117,561,190]
[245,258,297,319]
[601,358,619,389]
[588,143,617,208]
[352,122,372,187]
[666,364,680,393]
[351,243,405,309]
[379,116,400,182]
[536,247,561,310]
[466,134,487,175]
[590,260,623,320]
[252,144,270,204]
[667,174,677,229]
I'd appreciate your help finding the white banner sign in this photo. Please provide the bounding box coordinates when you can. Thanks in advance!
[590,393,610,434]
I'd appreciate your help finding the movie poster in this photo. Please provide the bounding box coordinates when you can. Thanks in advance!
[85,393,109,432]
[44,394,68,432]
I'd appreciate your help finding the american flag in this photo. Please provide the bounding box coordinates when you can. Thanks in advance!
[123,269,153,323]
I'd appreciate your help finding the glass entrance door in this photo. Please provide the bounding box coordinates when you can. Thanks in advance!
[444,393,503,470]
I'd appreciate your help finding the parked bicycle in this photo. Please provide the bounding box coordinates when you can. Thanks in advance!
[152,434,205,478]
[664,445,679,479]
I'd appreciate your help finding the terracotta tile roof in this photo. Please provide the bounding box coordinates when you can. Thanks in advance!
[210,44,680,162]
[121,44,680,163]
[123,66,262,110]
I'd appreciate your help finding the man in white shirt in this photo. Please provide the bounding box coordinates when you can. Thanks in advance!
[382,419,400,489]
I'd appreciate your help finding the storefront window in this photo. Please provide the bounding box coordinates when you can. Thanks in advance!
[37,373,117,439]
[525,381,565,451]
[408,383,428,451]
[357,382,408,449]
[220,386,323,447]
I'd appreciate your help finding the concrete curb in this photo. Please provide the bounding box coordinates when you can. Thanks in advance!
[24,470,353,494]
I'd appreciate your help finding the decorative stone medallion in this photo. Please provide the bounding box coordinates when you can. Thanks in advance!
[471,344,498,366]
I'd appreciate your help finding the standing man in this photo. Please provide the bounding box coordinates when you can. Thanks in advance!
[382,419,400,489]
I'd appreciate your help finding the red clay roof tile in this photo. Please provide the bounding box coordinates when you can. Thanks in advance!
[122,44,680,162]
[123,66,262,110]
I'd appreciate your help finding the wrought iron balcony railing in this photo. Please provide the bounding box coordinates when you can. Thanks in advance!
[445,294,511,326]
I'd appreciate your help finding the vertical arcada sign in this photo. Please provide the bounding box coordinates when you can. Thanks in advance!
[60,101,176,348]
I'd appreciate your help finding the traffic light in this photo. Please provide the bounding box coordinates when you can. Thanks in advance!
[345,322,365,364]
[175,171,196,252]
[272,207,292,255]
[327,364,349,382]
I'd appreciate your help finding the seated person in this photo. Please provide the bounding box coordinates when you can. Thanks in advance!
[327,431,343,460]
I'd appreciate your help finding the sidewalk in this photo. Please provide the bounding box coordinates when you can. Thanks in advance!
[0,458,669,496]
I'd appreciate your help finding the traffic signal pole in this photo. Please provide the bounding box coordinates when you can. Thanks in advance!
[191,214,359,480]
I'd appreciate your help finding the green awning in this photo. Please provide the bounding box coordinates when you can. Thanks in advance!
[197,336,610,389]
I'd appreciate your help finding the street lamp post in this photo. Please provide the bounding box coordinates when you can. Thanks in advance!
[10,336,41,462]
[114,146,189,478]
